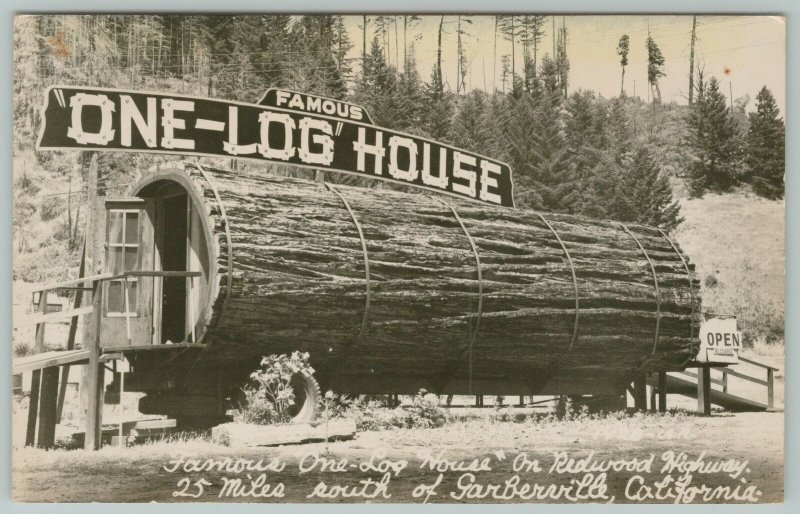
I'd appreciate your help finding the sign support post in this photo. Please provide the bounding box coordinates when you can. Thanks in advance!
[697,366,712,416]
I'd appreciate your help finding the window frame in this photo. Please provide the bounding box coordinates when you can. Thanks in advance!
[105,208,142,318]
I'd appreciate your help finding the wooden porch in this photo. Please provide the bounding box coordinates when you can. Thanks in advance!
[15,269,203,450]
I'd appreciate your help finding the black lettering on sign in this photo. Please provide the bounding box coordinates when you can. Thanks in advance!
[706,332,742,348]
[37,86,515,208]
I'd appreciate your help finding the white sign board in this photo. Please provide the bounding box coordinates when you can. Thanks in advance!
[698,317,742,364]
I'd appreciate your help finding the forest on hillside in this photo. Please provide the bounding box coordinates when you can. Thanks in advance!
[12,15,785,283]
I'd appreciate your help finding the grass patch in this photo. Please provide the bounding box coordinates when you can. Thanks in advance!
[321,391,704,433]
[14,407,706,473]
[676,192,784,346]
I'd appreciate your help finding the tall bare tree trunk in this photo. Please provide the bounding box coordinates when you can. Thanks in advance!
[688,16,697,105]
[510,16,515,78]
[362,15,367,73]
[456,16,461,94]
[403,16,408,72]
[394,16,399,75]
[493,16,498,93]
[437,16,444,94]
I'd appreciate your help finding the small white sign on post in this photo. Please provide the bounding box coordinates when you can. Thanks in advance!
[698,317,742,364]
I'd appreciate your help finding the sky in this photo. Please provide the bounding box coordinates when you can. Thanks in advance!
[341,15,786,114]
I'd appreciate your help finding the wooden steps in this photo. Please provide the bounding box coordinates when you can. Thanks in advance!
[71,418,177,447]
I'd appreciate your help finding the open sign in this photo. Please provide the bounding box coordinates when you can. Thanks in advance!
[698,317,741,363]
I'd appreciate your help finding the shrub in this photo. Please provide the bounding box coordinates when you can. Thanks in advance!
[402,389,449,428]
[39,196,63,222]
[322,389,451,431]
[704,273,719,288]
[319,391,360,420]
[232,351,314,425]
[14,341,32,358]
[344,397,400,431]
[52,219,71,242]
[15,173,40,195]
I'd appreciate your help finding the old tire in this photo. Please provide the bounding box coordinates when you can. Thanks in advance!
[287,371,321,423]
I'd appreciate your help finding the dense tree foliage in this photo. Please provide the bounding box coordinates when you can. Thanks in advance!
[11,15,785,282]
[685,75,743,195]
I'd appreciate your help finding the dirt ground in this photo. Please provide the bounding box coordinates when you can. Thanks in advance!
[12,411,784,504]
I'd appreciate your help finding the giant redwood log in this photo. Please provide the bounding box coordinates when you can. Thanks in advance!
[132,162,701,397]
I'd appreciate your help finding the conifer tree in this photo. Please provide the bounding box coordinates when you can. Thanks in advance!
[565,90,609,214]
[612,148,682,230]
[502,93,572,210]
[746,86,785,199]
[539,54,560,97]
[685,75,743,195]
[501,93,545,208]
[479,94,510,160]
[210,16,264,101]
[288,16,351,99]
[576,153,622,220]
[422,64,453,141]
[520,16,546,91]
[555,19,569,98]
[394,43,425,133]
[498,16,520,79]
[616,34,630,96]
[434,16,445,98]
[606,97,633,158]
[449,90,491,154]
[455,16,473,94]
[402,15,421,72]
[355,37,399,127]
[646,35,665,102]
[500,55,511,93]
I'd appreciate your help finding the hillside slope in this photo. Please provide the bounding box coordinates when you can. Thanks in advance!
[675,193,785,346]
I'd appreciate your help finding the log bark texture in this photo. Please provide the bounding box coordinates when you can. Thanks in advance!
[133,164,701,396]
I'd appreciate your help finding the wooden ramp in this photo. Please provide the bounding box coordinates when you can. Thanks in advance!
[646,372,771,412]
[13,349,90,374]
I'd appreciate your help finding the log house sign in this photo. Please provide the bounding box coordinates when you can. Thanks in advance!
[37,86,515,207]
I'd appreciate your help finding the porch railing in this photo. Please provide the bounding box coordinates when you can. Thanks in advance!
[678,356,779,411]
[22,270,202,450]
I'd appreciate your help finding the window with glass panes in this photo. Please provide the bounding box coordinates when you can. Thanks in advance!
[106,209,140,316]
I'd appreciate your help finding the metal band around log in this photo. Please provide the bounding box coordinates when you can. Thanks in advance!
[536,213,580,351]
[194,163,234,329]
[658,228,697,343]
[619,223,661,355]
[442,201,483,394]
[325,183,371,342]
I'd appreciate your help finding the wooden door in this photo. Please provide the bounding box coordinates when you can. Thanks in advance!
[100,199,155,348]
